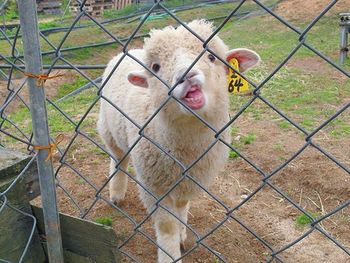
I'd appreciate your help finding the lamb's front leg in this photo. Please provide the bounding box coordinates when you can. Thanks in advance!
[175,200,190,250]
[109,156,129,205]
[154,208,182,263]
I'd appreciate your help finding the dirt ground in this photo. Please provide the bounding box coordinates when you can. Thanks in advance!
[53,108,349,262]
[275,0,350,22]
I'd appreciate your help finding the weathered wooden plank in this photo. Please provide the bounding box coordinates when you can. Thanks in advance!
[0,148,33,181]
[0,148,46,263]
[32,206,121,263]
[64,250,96,263]
[0,148,41,201]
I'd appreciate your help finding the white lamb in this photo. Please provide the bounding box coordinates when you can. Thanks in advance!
[97,20,260,262]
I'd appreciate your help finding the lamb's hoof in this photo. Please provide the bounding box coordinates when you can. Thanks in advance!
[180,242,186,253]
[110,196,126,207]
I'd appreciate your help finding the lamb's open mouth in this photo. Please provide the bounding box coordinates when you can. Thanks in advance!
[181,85,205,110]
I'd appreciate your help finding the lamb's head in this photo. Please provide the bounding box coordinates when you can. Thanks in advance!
[128,20,260,120]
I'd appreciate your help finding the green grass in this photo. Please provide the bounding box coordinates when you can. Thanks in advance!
[228,132,256,159]
[213,256,221,263]
[273,142,284,151]
[2,87,98,144]
[47,76,99,135]
[94,216,113,226]
[127,165,135,174]
[331,126,350,137]
[2,108,32,144]
[278,120,292,129]
[52,89,98,132]
[39,21,61,30]
[2,0,19,20]
[328,119,350,137]
[300,118,314,128]
[241,133,257,145]
[163,0,187,8]
[58,75,89,98]
[61,0,71,15]
[229,150,239,159]
[103,4,138,19]
[230,62,349,132]
[295,213,318,226]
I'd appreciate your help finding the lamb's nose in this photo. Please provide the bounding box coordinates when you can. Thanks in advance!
[177,70,198,84]
[186,71,197,80]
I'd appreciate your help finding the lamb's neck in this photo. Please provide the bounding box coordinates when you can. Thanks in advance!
[153,115,226,169]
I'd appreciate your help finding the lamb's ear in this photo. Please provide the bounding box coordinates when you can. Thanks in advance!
[128,71,148,88]
[226,48,261,72]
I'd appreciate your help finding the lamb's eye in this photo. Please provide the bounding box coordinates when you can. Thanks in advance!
[208,54,216,63]
[152,63,161,73]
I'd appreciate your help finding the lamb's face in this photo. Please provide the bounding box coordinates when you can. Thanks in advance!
[127,20,261,119]
[130,21,229,116]
[165,46,228,115]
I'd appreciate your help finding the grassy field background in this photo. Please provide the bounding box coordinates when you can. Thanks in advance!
[2,0,349,140]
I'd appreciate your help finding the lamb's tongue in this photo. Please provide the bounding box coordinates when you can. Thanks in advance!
[184,88,205,110]
[186,89,202,99]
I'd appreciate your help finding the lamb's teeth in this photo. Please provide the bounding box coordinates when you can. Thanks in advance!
[184,97,202,104]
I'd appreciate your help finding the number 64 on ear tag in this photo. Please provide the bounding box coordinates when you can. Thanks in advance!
[227,58,249,93]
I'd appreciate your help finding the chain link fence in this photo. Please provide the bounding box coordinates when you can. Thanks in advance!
[0,0,349,262]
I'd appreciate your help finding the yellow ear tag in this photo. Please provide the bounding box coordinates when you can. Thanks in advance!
[227,58,249,93]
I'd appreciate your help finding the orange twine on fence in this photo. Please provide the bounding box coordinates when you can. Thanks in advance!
[24,71,64,87]
[24,71,65,160]
[33,134,65,161]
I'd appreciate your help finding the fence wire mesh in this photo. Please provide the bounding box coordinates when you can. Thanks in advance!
[0,0,349,262]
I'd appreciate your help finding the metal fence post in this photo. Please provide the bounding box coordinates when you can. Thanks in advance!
[17,1,64,262]
[339,13,349,64]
